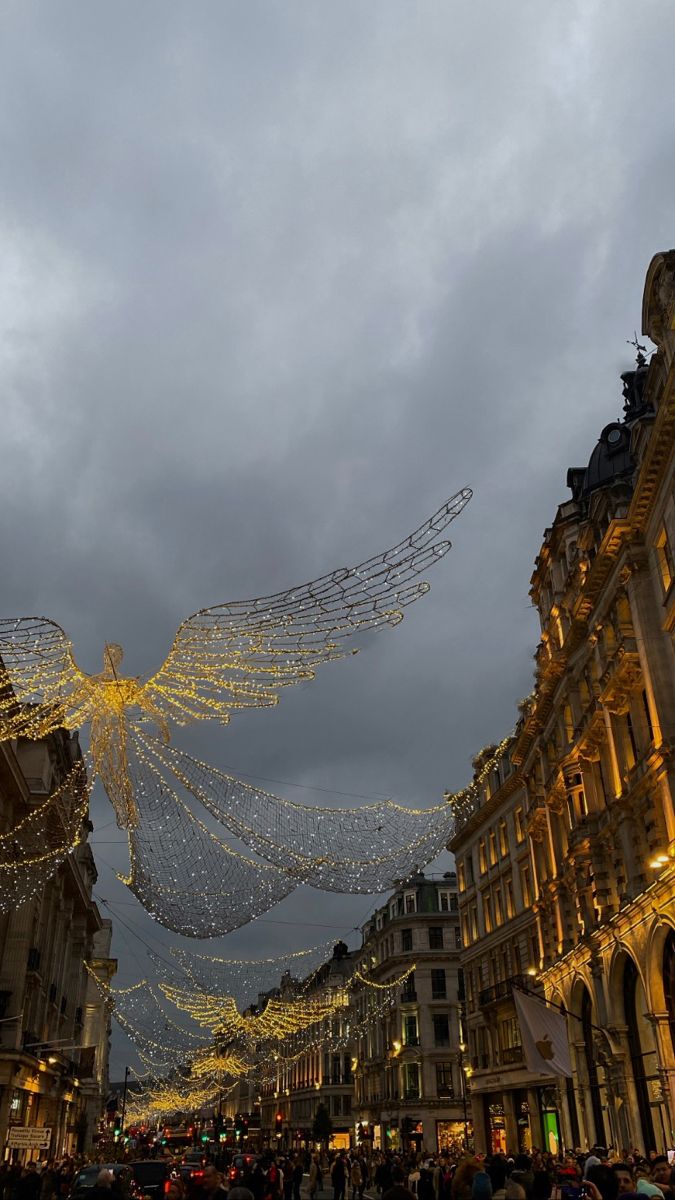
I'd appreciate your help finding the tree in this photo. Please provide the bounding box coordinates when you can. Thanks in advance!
[312,1103,333,1148]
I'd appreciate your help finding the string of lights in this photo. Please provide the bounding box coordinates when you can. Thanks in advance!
[0,760,91,912]
[0,489,471,832]
[138,731,455,894]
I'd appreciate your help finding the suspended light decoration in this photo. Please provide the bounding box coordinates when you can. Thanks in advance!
[138,732,456,892]
[0,487,468,926]
[0,760,91,911]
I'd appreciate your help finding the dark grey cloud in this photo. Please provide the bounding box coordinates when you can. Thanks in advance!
[2,0,675,1075]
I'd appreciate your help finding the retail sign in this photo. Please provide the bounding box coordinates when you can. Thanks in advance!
[6,1127,52,1150]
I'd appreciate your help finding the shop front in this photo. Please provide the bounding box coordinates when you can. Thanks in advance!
[436,1120,469,1154]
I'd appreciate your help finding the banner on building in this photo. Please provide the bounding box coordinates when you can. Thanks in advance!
[6,1127,52,1150]
[513,987,572,1077]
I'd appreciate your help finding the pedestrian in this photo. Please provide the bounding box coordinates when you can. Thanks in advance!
[293,1157,304,1200]
[201,1165,229,1200]
[16,1166,41,1200]
[309,1155,322,1200]
[332,1155,347,1200]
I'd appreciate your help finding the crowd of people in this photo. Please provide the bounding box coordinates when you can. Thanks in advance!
[0,1158,81,1200]
[2,1144,675,1200]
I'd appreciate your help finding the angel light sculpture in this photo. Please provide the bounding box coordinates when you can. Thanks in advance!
[0,486,471,908]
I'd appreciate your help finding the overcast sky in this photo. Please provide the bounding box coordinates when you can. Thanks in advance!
[2,1,675,1077]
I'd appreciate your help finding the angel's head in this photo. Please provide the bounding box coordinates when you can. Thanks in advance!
[103,643,124,675]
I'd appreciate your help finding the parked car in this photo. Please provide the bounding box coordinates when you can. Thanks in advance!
[129,1160,172,1199]
[70,1165,135,1200]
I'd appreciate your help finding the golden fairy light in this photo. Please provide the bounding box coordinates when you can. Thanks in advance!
[0,490,471,830]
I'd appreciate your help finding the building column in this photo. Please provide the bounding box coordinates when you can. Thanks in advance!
[469,1093,488,1155]
[526,1088,542,1150]
[502,1091,518,1154]
[646,1013,675,1147]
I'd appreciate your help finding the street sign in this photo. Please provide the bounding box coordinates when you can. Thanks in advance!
[6,1127,52,1150]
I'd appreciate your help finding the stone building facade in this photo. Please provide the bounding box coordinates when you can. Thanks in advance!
[449,744,559,1155]
[450,248,675,1156]
[258,946,356,1151]
[352,873,466,1155]
[0,731,116,1160]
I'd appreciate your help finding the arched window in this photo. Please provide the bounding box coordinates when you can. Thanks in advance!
[581,988,605,1146]
[663,929,675,1055]
[623,956,655,1153]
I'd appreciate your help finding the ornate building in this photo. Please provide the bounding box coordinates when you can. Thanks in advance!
[352,872,466,1155]
[449,744,559,1155]
[0,731,116,1160]
[450,248,675,1155]
[257,945,356,1151]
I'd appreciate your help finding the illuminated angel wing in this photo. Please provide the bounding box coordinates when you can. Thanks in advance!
[0,617,91,740]
[142,488,471,727]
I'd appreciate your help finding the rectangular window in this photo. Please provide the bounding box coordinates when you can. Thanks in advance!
[498,819,508,857]
[389,902,397,919]
[465,854,474,885]
[405,892,417,914]
[433,1014,450,1047]
[403,1014,419,1046]
[403,1062,420,1099]
[343,1053,352,1084]
[478,839,487,874]
[504,876,514,918]
[457,863,465,893]
[429,927,444,950]
[454,926,462,950]
[494,886,503,926]
[488,829,498,865]
[436,1062,454,1097]
[520,864,532,907]
[431,969,447,999]
[401,929,413,953]
[514,808,525,843]
[482,890,493,933]
[470,905,478,940]
[401,969,416,1000]
[656,525,675,593]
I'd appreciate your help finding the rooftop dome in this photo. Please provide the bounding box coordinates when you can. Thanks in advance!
[581,422,634,497]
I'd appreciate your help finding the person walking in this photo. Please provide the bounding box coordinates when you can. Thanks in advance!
[309,1156,322,1200]
[332,1155,347,1200]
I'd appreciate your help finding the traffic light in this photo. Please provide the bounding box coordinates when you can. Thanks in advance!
[275,1112,283,1134]
[113,1117,122,1140]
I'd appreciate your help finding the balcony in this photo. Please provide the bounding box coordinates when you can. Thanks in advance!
[478,975,530,1008]
[501,1046,524,1065]
[403,1088,420,1101]
[402,1037,420,1048]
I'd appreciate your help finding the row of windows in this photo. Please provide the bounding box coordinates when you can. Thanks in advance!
[358,1061,456,1105]
[457,811,525,892]
[380,887,457,923]
[372,924,462,960]
[401,1012,451,1047]
[460,864,532,943]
